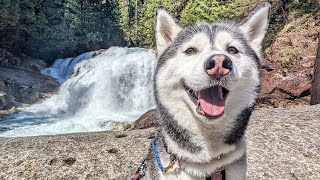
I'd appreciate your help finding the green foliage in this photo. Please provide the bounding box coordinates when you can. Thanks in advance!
[282,24,294,33]
[279,47,302,69]
[0,0,125,62]
[117,0,258,48]
[180,0,253,24]
[0,0,319,63]
[287,0,319,18]
[117,0,181,47]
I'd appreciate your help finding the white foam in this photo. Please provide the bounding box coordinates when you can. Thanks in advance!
[41,52,93,83]
[0,47,157,137]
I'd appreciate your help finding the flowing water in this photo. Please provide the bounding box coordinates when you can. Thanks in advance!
[0,47,156,137]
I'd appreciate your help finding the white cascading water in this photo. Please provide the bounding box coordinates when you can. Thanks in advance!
[0,47,156,137]
[41,52,93,83]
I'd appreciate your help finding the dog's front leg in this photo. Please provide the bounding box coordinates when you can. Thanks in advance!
[224,155,247,180]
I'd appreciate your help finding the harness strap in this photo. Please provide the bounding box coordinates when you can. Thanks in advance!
[132,136,226,180]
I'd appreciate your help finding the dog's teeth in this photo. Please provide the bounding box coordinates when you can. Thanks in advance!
[197,105,201,113]
[213,109,218,114]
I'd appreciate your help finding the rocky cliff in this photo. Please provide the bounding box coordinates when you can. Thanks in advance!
[0,66,59,114]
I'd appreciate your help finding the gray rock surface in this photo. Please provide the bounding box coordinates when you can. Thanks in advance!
[0,67,59,111]
[247,105,320,180]
[0,105,319,180]
[0,129,157,180]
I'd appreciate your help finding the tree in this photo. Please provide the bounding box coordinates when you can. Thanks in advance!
[116,0,256,48]
[0,0,126,63]
[310,33,320,105]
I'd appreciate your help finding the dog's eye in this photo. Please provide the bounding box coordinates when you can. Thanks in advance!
[184,47,198,55]
[227,46,239,54]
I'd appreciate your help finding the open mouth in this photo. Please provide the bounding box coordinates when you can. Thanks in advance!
[184,84,229,119]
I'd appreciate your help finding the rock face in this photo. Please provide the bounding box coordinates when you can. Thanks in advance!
[247,105,320,179]
[0,105,319,179]
[0,48,47,72]
[0,67,59,111]
[259,61,312,108]
[259,13,319,108]
[133,109,158,130]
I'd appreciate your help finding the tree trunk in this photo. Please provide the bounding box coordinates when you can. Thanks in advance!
[175,0,188,18]
[127,0,130,28]
[310,33,320,105]
[135,0,138,26]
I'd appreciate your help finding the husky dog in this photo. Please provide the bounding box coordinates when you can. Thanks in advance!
[139,2,270,180]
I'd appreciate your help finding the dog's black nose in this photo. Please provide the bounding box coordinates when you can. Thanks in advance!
[205,58,215,70]
[204,54,232,76]
[222,57,232,71]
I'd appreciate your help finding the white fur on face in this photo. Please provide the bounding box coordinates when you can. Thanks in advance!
[156,28,260,124]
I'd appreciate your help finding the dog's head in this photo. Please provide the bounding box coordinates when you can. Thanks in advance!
[155,3,270,123]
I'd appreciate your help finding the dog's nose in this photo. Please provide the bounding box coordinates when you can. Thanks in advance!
[204,54,232,76]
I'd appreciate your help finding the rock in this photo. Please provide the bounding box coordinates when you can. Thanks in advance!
[98,121,134,131]
[133,109,159,130]
[0,48,47,72]
[20,57,47,72]
[246,105,320,180]
[0,129,156,180]
[0,91,9,110]
[259,63,311,108]
[0,67,59,110]
[0,105,319,179]
[260,62,311,97]
[258,13,319,108]
[0,48,20,68]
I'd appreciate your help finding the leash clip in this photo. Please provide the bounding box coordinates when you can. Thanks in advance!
[162,154,176,174]
[162,159,175,174]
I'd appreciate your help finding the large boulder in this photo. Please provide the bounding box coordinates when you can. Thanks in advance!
[259,60,312,108]
[133,109,158,130]
[0,67,59,110]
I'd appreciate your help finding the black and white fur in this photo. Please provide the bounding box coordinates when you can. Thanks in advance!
[143,2,271,180]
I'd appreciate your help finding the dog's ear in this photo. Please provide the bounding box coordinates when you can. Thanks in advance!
[239,2,271,53]
[156,7,182,56]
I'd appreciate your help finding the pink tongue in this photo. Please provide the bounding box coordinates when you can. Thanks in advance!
[198,86,225,117]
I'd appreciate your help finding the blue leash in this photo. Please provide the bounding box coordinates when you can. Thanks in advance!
[152,138,164,172]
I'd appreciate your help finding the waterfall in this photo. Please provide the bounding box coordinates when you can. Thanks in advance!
[0,47,157,137]
[41,52,93,83]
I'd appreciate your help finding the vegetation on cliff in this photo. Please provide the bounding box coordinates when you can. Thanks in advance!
[1,0,319,64]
